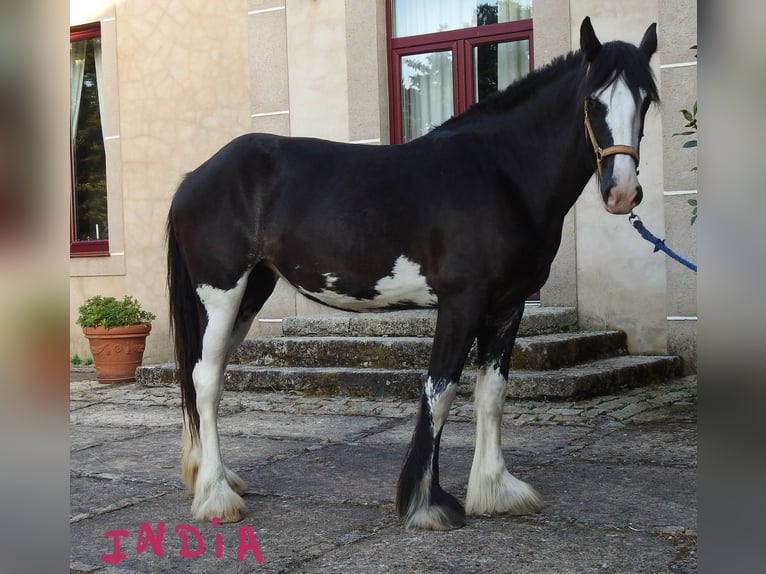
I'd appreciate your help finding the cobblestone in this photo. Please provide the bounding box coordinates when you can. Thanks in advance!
[70,373,696,426]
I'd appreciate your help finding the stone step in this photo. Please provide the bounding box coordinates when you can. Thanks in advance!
[137,355,680,400]
[281,306,577,338]
[231,329,627,371]
[505,354,682,399]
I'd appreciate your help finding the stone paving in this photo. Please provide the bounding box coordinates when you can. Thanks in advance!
[70,369,696,573]
[72,369,696,426]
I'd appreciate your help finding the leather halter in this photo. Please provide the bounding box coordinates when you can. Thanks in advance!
[583,98,640,178]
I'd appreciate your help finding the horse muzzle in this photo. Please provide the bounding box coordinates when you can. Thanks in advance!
[604,179,643,214]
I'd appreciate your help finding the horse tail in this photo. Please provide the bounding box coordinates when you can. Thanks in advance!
[166,205,201,442]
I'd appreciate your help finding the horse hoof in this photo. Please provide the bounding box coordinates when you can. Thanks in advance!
[402,487,466,531]
[192,480,246,523]
[404,502,466,531]
[466,471,543,516]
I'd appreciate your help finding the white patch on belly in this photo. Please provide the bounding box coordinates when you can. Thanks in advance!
[298,255,438,311]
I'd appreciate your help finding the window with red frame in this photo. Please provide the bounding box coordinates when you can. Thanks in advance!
[70,23,109,256]
[387,0,533,144]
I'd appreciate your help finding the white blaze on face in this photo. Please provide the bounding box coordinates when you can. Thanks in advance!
[597,76,646,214]
[298,255,438,311]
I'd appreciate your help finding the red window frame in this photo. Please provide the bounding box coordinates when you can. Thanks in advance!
[386,3,533,144]
[70,22,109,257]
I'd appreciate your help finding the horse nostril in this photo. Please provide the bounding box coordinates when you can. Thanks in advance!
[634,185,643,206]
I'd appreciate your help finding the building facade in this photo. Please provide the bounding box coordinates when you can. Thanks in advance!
[69,0,697,372]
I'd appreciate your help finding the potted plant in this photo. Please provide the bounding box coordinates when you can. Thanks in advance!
[77,295,156,383]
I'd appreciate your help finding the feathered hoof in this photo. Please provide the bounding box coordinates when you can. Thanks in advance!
[192,479,246,523]
[401,486,466,531]
[466,470,543,516]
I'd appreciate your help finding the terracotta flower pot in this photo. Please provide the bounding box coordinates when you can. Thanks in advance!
[83,324,152,383]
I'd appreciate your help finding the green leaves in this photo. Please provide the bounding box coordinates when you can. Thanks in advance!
[77,295,156,328]
[688,198,697,226]
[681,102,697,125]
[673,100,697,149]
[676,44,698,227]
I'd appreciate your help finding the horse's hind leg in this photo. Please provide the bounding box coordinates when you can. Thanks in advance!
[185,264,277,523]
[182,263,278,497]
[466,303,542,516]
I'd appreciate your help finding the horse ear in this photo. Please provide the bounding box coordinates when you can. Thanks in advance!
[639,23,658,58]
[580,16,601,62]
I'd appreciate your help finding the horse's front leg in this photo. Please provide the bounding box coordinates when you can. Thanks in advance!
[396,299,480,530]
[466,303,543,516]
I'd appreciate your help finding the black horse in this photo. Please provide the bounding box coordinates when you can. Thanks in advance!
[167,17,659,531]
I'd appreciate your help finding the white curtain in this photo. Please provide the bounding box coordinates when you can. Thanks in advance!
[393,0,476,37]
[498,0,532,23]
[92,38,106,140]
[70,40,86,146]
[497,39,530,91]
[393,0,532,37]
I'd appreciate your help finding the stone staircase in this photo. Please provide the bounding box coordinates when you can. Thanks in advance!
[138,307,681,400]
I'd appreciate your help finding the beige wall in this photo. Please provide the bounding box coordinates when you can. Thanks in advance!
[70,0,252,363]
[70,0,696,365]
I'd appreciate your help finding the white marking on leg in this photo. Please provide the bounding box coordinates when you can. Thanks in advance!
[191,270,251,522]
[425,376,457,436]
[466,366,542,516]
[297,255,438,311]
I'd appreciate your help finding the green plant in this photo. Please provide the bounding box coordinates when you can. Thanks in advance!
[70,354,94,366]
[671,44,698,226]
[76,295,156,329]
[687,197,697,226]
[675,101,697,149]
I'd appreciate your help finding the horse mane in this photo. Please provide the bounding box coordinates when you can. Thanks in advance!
[434,40,659,134]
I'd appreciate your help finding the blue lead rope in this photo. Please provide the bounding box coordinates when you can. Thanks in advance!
[629,213,697,272]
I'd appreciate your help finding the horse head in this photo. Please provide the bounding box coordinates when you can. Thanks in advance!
[580,17,659,214]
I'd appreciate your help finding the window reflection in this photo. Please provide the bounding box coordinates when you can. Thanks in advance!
[474,39,530,101]
[400,51,454,142]
[70,37,108,243]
